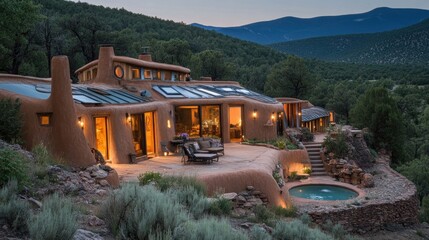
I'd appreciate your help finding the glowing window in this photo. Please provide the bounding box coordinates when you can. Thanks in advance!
[144,70,152,79]
[37,113,52,126]
[131,68,140,79]
[114,66,124,79]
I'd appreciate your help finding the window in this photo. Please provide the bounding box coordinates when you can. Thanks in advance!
[37,113,52,126]
[92,68,98,79]
[152,70,161,80]
[132,68,140,79]
[175,105,221,138]
[85,71,92,81]
[114,66,124,79]
[144,69,152,79]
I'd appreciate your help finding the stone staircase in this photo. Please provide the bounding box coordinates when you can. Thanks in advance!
[303,142,327,176]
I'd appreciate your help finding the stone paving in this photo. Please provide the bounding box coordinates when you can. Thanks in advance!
[110,143,278,182]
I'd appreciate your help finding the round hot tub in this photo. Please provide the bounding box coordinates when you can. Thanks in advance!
[289,184,358,201]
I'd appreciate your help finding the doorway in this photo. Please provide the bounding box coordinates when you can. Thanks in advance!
[131,112,156,158]
[94,117,109,160]
[229,106,243,142]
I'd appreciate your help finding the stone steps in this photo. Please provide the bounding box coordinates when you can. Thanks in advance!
[303,142,327,176]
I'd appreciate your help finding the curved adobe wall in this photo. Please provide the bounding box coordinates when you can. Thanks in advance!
[280,149,311,175]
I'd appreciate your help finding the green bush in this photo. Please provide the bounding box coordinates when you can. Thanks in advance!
[299,213,312,225]
[270,205,297,218]
[289,171,298,181]
[287,143,299,150]
[301,128,314,142]
[209,197,232,216]
[420,195,429,223]
[173,217,247,240]
[0,148,28,188]
[275,139,286,150]
[32,143,56,165]
[303,167,312,175]
[28,194,77,240]
[250,226,272,240]
[323,132,348,159]
[138,171,162,186]
[0,98,22,143]
[397,156,429,200]
[0,180,30,232]
[168,186,210,218]
[272,220,333,240]
[101,184,188,239]
[253,205,275,224]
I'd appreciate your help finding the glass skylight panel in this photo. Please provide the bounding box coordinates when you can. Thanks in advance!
[196,88,222,96]
[161,86,179,94]
[73,95,99,104]
[0,83,50,99]
[236,89,250,95]
[182,87,213,98]
[172,86,200,98]
[220,87,234,92]
[152,86,184,98]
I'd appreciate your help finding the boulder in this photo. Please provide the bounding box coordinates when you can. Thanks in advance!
[220,192,237,200]
[88,215,105,227]
[105,170,120,188]
[360,173,374,188]
[91,169,108,179]
[73,229,104,240]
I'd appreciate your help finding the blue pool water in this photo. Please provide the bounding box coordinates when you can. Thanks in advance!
[289,184,358,201]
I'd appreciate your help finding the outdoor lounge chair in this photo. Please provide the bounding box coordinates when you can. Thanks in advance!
[182,145,218,164]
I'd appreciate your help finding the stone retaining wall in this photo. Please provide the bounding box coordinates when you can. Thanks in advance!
[309,192,419,234]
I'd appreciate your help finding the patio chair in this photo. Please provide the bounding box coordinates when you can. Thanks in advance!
[182,145,218,164]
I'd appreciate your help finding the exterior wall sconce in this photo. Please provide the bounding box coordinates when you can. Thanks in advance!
[252,109,257,119]
[271,112,275,121]
[78,117,84,130]
[167,119,171,128]
[298,112,302,116]
[125,113,131,123]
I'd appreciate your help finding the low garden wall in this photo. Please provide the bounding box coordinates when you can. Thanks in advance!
[280,149,311,176]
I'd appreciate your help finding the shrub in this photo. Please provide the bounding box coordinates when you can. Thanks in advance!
[397,156,429,200]
[158,175,206,195]
[323,132,348,159]
[0,98,22,143]
[0,148,28,188]
[250,226,272,240]
[0,180,30,232]
[420,195,429,223]
[275,138,286,150]
[301,128,314,142]
[299,213,312,225]
[32,143,56,165]
[100,184,188,239]
[173,217,247,240]
[209,197,232,216]
[270,205,297,218]
[168,186,210,218]
[28,194,77,240]
[287,142,299,150]
[272,220,333,240]
[253,205,275,224]
[138,171,162,186]
[289,171,298,181]
[303,167,312,175]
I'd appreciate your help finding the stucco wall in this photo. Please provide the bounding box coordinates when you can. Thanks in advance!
[280,149,311,175]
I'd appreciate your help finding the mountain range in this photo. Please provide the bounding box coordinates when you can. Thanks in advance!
[192,8,429,44]
[270,18,429,65]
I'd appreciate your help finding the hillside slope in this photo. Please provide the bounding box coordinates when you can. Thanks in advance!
[192,8,429,44]
[270,19,429,65]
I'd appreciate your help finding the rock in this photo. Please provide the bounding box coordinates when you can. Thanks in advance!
[64,182,80,193]
[246,186,254,191]
[105,170,120,188]
[98,179,109,187]
[91,169,108,179]
[85,165,99,173]
[79,171,92,179]
[231,208,246,217]
[236,195,247,203]
[99,164,113,172]
[253,190,262,195]
[88,215,105,227]
[95,189,108,196]
[220,192,237,200]
[240,222,253,229]
[243,202,253,209]
[73,229,104,240]
[360,173,374,188]
[28,197,43,208]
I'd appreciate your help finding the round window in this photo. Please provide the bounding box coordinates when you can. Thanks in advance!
[114,66,124,79]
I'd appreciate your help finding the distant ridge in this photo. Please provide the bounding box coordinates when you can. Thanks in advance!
[270,19,429,65]
[191,7,429,44]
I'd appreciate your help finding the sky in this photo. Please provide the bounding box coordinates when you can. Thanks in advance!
[70,0,429,27]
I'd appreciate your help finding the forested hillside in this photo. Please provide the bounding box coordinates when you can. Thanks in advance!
[270,19,429,65]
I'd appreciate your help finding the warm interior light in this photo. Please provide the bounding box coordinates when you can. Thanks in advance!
[78,117,84,129]
[126,113,131,123]
[252,109,257,119]
[271,112,275,120]
[167,119,171,128]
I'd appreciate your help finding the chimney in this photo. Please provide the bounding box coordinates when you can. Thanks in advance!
[138,46,152,62]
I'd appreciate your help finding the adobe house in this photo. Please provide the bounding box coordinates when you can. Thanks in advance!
[277,98,334,133]
[0,46,285,166]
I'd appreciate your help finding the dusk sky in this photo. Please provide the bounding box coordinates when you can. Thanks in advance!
[70,0,429,27]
